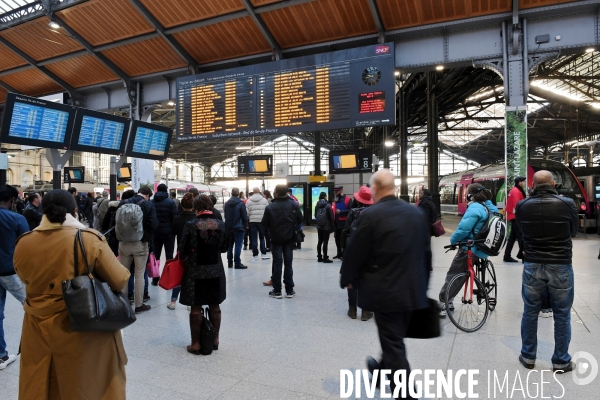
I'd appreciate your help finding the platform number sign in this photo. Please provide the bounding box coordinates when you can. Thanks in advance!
[361,156,371,171]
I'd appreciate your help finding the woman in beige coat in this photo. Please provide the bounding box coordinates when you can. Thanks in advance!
[13,189,130,400]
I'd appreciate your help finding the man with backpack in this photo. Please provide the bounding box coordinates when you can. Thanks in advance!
[224,188,249,269]
[92,191,109,231]
[439,183,500,318]
[314,192,334,263]
[332,186,353,259]
[117,186,159,314]
[516,170,578,373]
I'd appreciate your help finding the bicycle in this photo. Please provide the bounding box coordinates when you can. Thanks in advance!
[442,240,498,332]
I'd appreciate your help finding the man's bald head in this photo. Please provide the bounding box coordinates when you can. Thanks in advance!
[533,170,554,186]
[370,169,396,203]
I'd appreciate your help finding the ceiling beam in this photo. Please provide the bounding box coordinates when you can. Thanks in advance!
[366,0,385,43]
[0,36,77,100]
[241,0,281,60]
[127,0,199,74]
[0,79,19,93]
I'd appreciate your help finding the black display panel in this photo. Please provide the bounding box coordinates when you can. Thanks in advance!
[0,93,76,149]
[237,155,273,176]
[64,167,85,184]
[329,149,372,174]
[117,163,132,182]
[125,120,172,161]
[70,108,130,155]
[176,43,395,141]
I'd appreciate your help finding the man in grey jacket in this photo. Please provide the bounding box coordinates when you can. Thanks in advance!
[246,188,270,261]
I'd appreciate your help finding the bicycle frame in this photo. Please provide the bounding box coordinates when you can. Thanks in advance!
[463,247,475,304]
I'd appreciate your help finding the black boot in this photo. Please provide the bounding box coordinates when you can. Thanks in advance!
[323,257,333,264]
[317,255,323,262]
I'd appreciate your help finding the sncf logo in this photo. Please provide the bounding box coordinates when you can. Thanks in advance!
[375,45,390,54]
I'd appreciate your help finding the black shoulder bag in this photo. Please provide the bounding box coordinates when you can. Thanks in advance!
[62,229,136,332]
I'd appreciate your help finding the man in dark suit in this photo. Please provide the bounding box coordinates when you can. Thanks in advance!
[340,169,432,398]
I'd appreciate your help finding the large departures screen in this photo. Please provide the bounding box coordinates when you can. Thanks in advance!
[125,120,172,161]
[0,93,75,149]
[176,44,395,141]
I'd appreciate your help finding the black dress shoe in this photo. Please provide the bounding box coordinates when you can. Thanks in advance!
[519,355,535,369]
[366,357,385,387]
[234,264,248,269]
[553,361,576,374]
[503,256,518,263]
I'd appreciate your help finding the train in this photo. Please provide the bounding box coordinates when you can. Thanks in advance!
[406,159,593,229]
[166,181,231,213]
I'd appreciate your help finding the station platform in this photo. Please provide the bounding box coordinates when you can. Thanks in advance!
[1,215,599,399]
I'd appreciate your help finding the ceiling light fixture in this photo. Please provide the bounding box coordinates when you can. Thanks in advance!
[394,71,400,76]
[436,65,444,71]
[235,146,252,150]
[585,48,595,53]
[167,100,175,106]
[384,140,395,147]
[48,21,60,29]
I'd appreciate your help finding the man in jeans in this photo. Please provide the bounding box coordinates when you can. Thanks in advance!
[118,186,158,314]
[261,185,303,299]
[224,188,248,269]
[246,187,269,262]
[516,170,578,373]
[0,185,29,370]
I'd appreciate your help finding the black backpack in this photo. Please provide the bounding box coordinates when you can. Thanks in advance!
[341,207,367,248]
[315,206,327,228]
[200,308,215,356]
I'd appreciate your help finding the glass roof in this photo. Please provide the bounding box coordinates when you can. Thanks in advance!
[0,0,38,15]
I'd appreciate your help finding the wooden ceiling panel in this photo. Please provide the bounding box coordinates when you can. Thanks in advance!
[520,0,562,8]
[249,0,282,5]
[0,89,6,104]
[173,16,270,64]
[0,17,83,61]
[0,69,63,96]
[0,42,27,72]
[376,0,421,30]
[45,55,119,88]
[471,0,511,16]
[420,0,469,24]
[261,0,377,49]
[56,0,154,47]
[102,37,186,77]
[140,0,244,29]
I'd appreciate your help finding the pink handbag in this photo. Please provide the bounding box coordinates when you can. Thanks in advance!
[146,252,160,278]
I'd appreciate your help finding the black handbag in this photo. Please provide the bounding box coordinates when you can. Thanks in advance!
[406,298,441,339]
[295,230,305,243]
[62,229,136,332]
[200,307,215,356]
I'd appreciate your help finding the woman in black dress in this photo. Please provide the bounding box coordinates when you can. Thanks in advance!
[179,195,228,354]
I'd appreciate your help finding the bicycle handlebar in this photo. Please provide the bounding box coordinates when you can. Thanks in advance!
[443,239,485,250]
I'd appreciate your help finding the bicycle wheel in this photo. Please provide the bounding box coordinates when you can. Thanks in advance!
[481,260,497,311]
[445,272,490,332]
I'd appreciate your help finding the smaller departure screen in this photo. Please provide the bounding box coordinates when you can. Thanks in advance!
[132,127,169,157]
[77,115,125,150]
[359,92,385,114]
[8,101,70,142]
[69,169,83,180]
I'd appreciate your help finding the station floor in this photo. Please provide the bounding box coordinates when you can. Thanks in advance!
[1,216,599,399]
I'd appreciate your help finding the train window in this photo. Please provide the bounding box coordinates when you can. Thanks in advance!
[439,184,455,204]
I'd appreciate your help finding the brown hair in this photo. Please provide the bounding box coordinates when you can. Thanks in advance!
[181,193,194,210]
[467,183,492,203]
[193,194,214,212]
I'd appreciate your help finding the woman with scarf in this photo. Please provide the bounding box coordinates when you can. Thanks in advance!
[178,195,228,354]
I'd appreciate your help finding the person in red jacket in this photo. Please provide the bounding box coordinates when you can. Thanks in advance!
[504,176,526,262]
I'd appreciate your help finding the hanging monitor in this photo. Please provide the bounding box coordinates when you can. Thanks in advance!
[64,166,85,184]
[117,163,132,182]
[70,108,130,155]
[329,149,372,174]
[125,120,172,161]
[237,155,273,176]
[0,93,76,149]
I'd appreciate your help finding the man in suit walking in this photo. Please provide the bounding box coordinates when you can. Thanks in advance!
[340,169,432,398]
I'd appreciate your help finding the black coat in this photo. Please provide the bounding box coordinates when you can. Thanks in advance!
[224,197,248,232]
[23,203,42,230]
[314,199,334,231]
[151,191,177,236]
[340,195,432,313]
[261,197,303,244]
[173,211,196,246]
[84,196,94,213]
[118,194,159,243]
[515,184,578,264]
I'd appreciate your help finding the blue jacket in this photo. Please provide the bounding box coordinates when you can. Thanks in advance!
[0,207,29,275]
[152,191,177,236]
[224,196,248,232]
[450,200,499,259]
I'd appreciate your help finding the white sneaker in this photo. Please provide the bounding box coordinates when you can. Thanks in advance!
[539,309,552,318]
[167,301,176,310]
[0,354,16,370]
[253,256,259,262]
[261,254,270,260]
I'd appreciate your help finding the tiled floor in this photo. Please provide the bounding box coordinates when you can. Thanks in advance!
[2,216,599,399]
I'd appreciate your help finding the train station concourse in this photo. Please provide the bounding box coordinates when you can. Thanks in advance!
[0,0,600,399]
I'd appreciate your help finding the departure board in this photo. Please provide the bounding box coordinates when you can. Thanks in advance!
[126,120,173,161]
[0,93,76,149]
[176,43,395,141]
[70,108,130,155]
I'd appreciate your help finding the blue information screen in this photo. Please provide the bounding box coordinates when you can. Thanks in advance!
[132,127,169,157]
[8,101,70,143]
[77,115,125,150]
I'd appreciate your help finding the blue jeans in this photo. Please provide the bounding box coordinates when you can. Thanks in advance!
[227,229,245,266]
[271,241,294,293]
[521,262,574,368]
[0,275,26,358]
[249,222,266,256]
[171,287,181,301]
[128,262,148,297]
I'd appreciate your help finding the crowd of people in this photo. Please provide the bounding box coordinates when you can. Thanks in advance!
[0,167,581,398]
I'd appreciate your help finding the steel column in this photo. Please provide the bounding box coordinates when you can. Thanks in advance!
[314,131,321,175]
[399,87,409,202]
[241,0,282,60]
[427,71,441,217]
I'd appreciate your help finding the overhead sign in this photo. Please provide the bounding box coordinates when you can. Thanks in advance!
[176,43,396,141]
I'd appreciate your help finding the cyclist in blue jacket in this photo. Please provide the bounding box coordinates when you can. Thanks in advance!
[439,183,499,318]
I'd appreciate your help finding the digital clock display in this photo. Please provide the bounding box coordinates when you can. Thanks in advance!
[176,44,395,141]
